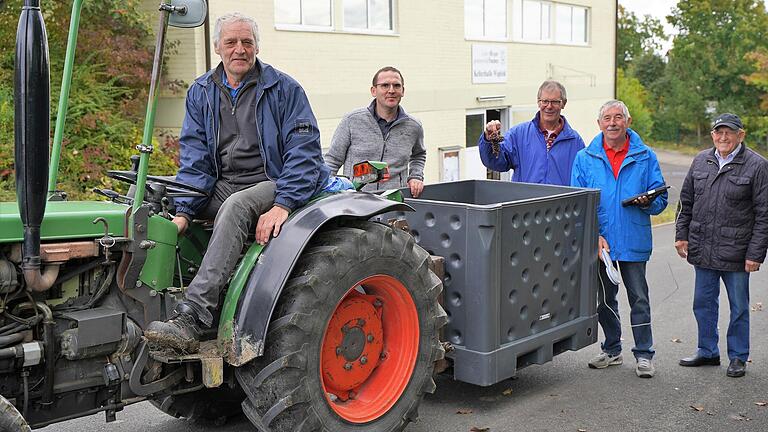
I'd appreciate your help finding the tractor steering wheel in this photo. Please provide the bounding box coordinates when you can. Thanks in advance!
[107,170,208,198]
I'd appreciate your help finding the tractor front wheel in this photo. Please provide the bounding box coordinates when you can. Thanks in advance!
[235,220,446,431]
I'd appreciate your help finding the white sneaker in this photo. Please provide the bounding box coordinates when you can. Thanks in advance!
[588,352,623,369]
[636,357,655,378]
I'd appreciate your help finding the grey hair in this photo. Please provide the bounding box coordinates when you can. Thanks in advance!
[537,80,567,101]
[213,12,260,48]
[598,100,631,120]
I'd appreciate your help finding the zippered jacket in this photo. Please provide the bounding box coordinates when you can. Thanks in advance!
[478,113,585,186]
[571,129,667,262]
[174,59,330,216]
[675,145,768,271]
[325,105,425,191]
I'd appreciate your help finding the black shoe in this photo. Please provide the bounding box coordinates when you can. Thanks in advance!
[679,354,721,367]
[726,358,746,378]
[145,305,204,353]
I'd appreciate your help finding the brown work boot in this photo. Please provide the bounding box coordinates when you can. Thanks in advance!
[145,305,204,353]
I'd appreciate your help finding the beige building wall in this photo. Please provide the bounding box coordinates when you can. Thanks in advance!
[155,0,616,183]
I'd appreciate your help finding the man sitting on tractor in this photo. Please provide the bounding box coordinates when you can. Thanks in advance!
[145,12,331,353]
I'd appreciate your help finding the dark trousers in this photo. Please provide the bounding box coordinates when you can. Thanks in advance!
[597,260,655,360]
[693,266,750,362]
[182,180,276,327]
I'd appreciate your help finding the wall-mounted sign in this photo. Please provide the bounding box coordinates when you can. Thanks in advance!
[472,44,507,84]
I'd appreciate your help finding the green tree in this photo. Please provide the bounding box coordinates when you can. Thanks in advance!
[617,68,654,138]
[0,0,180,200]
[617,5,666,70]
[664,0,768,143]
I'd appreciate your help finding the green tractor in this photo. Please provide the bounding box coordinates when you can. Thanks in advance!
[0,0,446,430]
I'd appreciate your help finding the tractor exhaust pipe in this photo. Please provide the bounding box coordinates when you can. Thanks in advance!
[14,0,51,292]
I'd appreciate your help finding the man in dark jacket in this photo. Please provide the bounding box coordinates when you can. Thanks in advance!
[675,113,768,378]
[145,12,331,353]
[479,80,585,186]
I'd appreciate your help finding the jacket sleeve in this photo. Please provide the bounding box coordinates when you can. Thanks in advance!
[274,83,326,211]
[571,151,608,238]
[479,130,517,172]
[407,122,426,181]
[174,85,217,218]
[675,163,695,242]
[325,116,351,175]
[642,150,668,216]
[747,159,768,263]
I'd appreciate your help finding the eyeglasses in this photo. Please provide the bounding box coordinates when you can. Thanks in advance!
[538,99,563,107]
[712,129,740,137]
[375,83,403,91]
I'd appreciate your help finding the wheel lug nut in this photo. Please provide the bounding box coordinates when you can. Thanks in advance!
[367,334,374,343]
[357,319,366,326]
[380,352,387,359]
[374,299,383,307]
[348,391,356,399]
[360,356,368,365]
[341,325,349,333]
[344,362,352,371]
[328,393,338,402]
[336,347,342,355]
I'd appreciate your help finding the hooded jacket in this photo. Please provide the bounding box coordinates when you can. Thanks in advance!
[174,59,330,216]
[571,129,667,262]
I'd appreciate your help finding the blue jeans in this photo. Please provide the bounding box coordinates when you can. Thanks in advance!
[597,261,654,360]
[693,266,750,362]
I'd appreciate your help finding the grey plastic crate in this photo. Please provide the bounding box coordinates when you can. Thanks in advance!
[389,180,599,386]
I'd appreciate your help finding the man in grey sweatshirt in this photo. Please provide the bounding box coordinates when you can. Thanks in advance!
[325,66,426,197]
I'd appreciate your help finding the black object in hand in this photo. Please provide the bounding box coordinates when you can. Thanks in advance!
[621,185,671,207]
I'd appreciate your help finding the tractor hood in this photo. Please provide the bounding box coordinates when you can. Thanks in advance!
[0,201,128,244]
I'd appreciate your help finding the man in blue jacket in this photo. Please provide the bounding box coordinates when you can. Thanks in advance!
[479,80,585,185]
[145,12,330,353]
[571,100,667,378]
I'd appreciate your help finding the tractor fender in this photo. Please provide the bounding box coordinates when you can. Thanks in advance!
[227,192,411,366]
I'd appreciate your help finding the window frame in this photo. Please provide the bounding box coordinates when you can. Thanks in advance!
[274,0,335,32]
[342,0,397,34]
[554,3,589,45]
[464,0,509,42]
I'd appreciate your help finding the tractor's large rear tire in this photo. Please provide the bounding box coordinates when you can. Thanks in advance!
[235,220,446,432]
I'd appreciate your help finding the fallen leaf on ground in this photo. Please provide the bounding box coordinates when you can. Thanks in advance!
[690,405,705,412]
[457,408,473,415]
[751,302,763,312]
[670,338,682,343]
[470,427,490,432]
[755,401,768,407]
[729,413,751,421]
[502,388,513,396]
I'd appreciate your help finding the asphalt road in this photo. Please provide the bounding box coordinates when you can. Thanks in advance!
[49,150,768,432]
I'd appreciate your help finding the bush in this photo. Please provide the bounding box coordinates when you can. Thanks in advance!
[0,0,180,201]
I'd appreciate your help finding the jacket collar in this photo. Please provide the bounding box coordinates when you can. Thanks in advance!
[194,58,279,90]
[586,128,647,159]
[706,143,747,165]
[532,112,577,140]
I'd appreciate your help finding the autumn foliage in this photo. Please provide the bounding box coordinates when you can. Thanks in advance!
[0,0,180,200]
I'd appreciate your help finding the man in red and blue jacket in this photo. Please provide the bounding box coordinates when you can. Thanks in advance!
[571,100,667,379]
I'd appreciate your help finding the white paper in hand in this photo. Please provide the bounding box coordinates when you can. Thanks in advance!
[601,248,621,285]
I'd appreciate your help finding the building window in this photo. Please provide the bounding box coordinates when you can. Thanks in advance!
[344,0,393,31]
[275,0,333,28]
[511,0,551,43]
[465,0,507,40]
[555,4,588,44]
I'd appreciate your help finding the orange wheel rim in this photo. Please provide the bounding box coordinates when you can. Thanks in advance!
[320,275,419,423]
